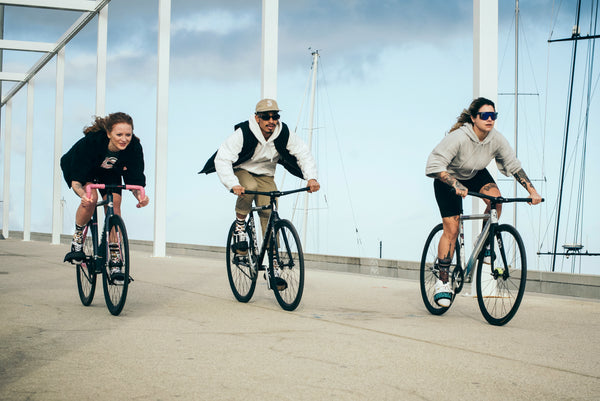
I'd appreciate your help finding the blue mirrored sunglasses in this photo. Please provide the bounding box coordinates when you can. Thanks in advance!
[477,111,498,121]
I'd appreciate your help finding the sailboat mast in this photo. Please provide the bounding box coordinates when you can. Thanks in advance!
[513,0,519,229]
[551,0,583,272]
[302,50,319,246]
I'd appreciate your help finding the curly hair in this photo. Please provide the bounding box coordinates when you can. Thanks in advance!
[449,97,495,133]
[83,112,134,135]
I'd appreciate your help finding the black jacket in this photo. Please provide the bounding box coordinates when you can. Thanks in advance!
[60,131,146,188]
[199,121,304,179]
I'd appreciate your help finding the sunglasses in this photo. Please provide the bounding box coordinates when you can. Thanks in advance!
[477,111,498,121]
[257,112,280,121]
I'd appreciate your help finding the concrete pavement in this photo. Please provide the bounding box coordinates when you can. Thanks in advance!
[1,238,599,400]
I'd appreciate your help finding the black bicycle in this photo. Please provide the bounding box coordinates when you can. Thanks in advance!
[75,184,144,316]
[225,187,308,311]
[420,191,542,326]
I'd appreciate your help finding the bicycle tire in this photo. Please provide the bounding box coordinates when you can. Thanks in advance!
[476,224,527,326]
[225,221,258,303]
[76,224,97,306]
[419,223,461,315]
[270,220,304,311]
[102,215,130,316]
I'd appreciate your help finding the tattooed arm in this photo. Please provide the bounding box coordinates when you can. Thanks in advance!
[131,188,150,208]
[71,181,96,207]
[436,171,468,198]
[513,169,542,205]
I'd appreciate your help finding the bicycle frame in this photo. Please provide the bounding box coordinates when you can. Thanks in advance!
[458,209,494,279]
[85,184,145,265]
[243,187,308,288]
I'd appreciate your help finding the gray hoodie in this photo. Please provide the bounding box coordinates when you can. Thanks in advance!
[426,124,521,181]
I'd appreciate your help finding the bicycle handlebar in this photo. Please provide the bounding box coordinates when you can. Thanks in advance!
[230,187,310,197]
[86,184,145,200]
[468,191,544,204]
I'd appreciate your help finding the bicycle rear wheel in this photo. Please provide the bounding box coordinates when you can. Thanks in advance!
[225,221,258,303]
[420,223,461,315]
[102,215,130,316]
[76,224,97,306]
[270,220,304,311]
[476,224,526,326]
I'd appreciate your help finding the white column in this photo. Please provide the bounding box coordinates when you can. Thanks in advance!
[153,0,171,257]
[94,5,108,228]
[96,4,107,116]
[24,80,34,241]
[473,0,498,102]
[52,48,65,244]
[2,100,11,238]
[472,0,498,292]
[261,0,278,99]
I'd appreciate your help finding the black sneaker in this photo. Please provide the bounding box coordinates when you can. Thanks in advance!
[272,277,288,291]
[64,241,85,264]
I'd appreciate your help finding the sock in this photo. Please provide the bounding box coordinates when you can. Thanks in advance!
[235,218,246,233]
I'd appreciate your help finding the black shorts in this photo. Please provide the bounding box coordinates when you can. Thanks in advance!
[434,169,496,218]
[90,167,123,196]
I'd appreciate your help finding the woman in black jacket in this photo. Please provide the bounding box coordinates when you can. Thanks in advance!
[61,112,149,263]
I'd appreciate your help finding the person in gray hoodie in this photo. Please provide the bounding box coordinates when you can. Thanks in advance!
[425,97,542,307]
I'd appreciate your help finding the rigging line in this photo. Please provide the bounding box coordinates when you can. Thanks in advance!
[575,0,598,246]
[551,0,583,272]
[318,61,363,251]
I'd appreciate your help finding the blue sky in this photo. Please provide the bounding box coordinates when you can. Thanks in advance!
[1,0,599,274]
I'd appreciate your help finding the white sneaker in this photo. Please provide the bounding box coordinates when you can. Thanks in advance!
[232,231,248,255]
[434,280,453,307]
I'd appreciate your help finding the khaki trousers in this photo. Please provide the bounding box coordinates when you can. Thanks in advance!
[234,169,277,236]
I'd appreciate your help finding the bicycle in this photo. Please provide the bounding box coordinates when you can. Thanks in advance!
[225,187,309,311]
[420,191,542,326]
[75,183,144,316]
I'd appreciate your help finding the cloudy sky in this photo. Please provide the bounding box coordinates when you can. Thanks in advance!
[2,0,599,274]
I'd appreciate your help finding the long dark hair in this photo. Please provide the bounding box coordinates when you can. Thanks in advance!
[449,97,495,132]
[83,112,134,135]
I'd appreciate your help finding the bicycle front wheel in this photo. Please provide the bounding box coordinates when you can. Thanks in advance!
[225,221,257,303]
[76,224,97,306]
[476,224,527,326]
[270,220,304,311]
[420,223,461,315]
[102,215,130,316]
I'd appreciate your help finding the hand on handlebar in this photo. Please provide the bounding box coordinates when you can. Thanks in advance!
[136,195,150,208]
[528,189,543,205]
[232,185,245,196]
[307,179,320,193]
[80,195,95,208]
[454,182,468,198]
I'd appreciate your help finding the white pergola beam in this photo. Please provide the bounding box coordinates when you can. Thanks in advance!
[1,0,111,106]
[52,48,65,245]
[261,0,278,99]
[153,0,171,257]
[0,39,54,52]
[23,80,34,241]
[2,100,12,239]
[0,0,96,12]
[0,72,26,81]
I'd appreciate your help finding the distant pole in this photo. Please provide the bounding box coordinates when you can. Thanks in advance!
[513,0,519,229]
[552,1,583,272]
[153,0,171,257]
[379,241,382,259]
[261,0,278,99]
[302,50,318,246]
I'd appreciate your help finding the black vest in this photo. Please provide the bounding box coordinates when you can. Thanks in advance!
[199,121,304,179]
